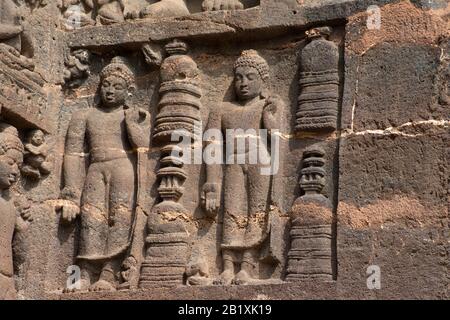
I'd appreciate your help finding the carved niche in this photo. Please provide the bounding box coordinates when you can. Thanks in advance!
[52,1,345,295]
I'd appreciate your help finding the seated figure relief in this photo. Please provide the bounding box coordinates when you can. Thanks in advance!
[21,129,52,181]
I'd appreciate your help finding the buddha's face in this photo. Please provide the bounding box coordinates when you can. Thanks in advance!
[0,154,21,190]
[234,66,263,102]
[100,75,128,108]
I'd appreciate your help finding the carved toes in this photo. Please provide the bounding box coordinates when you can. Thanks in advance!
[202,0,244,11]
[88,280,116,292]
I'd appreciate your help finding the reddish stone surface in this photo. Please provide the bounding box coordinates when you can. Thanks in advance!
[0,0,448,299]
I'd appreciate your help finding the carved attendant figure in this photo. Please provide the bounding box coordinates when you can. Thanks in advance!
[202,50,283,285]
[59,57,150,292]
[0,123,28,300]
[21,129,51,180]
[63,49,91,87]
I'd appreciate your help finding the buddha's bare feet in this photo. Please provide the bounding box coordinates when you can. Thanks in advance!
[63,279,89,293]
[89,280,116,292]
[232,270,253,285]
[213,269,234,285]
[202,0,244,11]
[187,276,213,286]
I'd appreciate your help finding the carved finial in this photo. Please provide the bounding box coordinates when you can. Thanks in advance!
[299,147,326,194]
[306,26,332,40]
[165,39,188,56]
[234,49,270,81]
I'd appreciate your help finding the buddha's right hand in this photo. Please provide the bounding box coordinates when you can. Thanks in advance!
[56,201,80,224]
[201,182,220,217]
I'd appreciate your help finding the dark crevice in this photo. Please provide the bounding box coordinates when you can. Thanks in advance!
[331,26,347,281]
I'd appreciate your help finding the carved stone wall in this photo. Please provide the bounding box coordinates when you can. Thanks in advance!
[0,0,448,300]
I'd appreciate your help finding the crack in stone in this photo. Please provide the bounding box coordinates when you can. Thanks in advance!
[342,120,450,138]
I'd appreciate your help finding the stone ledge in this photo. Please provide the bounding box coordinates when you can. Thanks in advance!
[66,0,400,49]
[42,279,446,300]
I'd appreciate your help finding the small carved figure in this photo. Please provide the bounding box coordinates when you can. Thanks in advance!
[118,256,138,289]
[63,49,91,87]
[202,50,283,285]
[186,259,213,286]
[202,0,244,11]
[59,57,150,292]
[141,43,163,68]
[0,123,30,300]
[21,129,52,180]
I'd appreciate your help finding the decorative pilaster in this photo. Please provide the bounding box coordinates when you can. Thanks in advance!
[152,39,202,214]
[139,39,201,288]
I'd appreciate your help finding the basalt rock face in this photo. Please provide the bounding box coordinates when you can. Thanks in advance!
[0,0,448,300]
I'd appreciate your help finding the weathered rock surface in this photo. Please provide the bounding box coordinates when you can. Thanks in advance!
[0,0,448,300]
